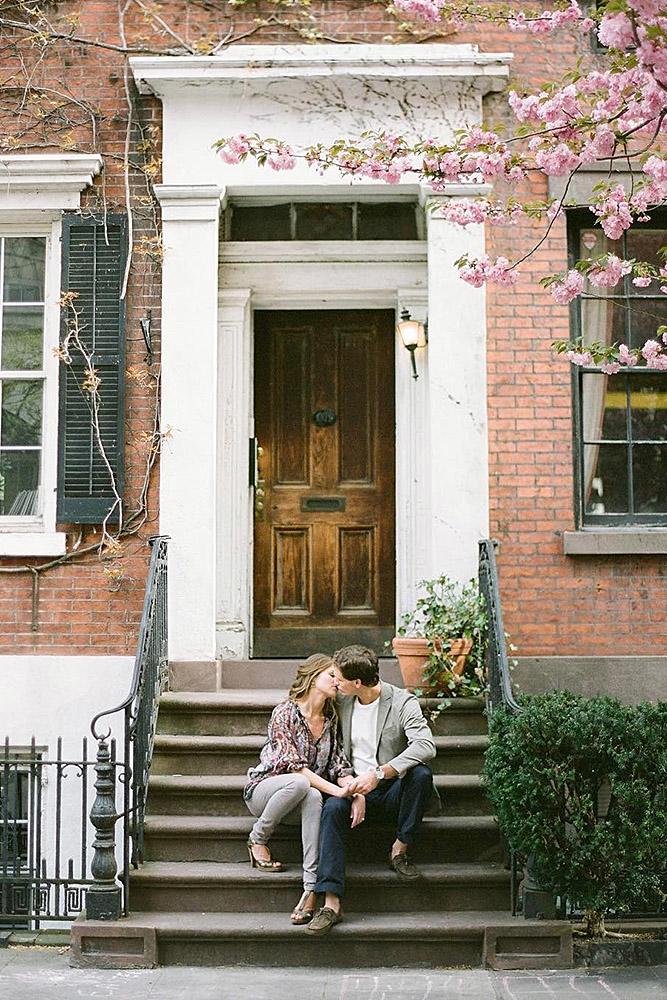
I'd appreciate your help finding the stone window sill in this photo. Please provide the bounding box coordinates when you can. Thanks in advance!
[0,532,66,556]
[563,529,667,556]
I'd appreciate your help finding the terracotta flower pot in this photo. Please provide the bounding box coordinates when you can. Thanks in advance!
[392,635,474,691]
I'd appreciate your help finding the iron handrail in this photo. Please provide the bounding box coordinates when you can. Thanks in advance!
[478,538,521,717]
[88,535,168,918]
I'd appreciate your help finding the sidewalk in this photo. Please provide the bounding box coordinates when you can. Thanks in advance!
[0,949,665,1000]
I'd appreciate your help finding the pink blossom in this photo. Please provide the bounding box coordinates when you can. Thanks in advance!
[218,134,250,165]
[646,353,667,369]
[632,276,652,287]
[600,361,622,374]
[550,270,585,304]
[618,343,638,367]
[458,255,519,288]
[663,331,667,346]
[535,144,582,176]
[440,199,488,226]
[565,350,594,366]
[641,339,661,360]
[393,0,445,22]
[588,255,633,288]
[593,185,634,239]
[643,155,667,186]
[267,147,296,172]
[597,13,635,50]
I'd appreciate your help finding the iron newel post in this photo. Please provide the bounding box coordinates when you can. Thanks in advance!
[87,738,122,920]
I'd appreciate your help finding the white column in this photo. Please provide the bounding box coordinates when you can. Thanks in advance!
[395,288,430,621]
[217,289,253,658]
[154,184,222,661]
[424,189,489,583]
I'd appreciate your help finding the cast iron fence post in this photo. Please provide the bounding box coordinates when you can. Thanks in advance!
[86,738,121,920]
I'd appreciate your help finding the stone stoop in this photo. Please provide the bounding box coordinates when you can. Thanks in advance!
[70,660,574,970]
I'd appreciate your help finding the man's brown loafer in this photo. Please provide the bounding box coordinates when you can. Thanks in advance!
[304,906,342,936]
[389,852,422,880]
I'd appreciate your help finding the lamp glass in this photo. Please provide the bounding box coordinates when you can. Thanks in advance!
[397,317,422,350]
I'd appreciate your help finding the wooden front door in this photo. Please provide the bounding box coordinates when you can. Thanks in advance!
[253,310,395,657]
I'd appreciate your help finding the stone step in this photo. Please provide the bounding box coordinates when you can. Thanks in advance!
[151,734,490,777]
[170,659,404,692]
[79,910,568,968]
[129,861,510,914]
[143,815,502,865]
[147,773,491,818]
[157,692,488,737]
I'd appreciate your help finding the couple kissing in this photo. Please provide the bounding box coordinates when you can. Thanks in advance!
[243,645,436,935]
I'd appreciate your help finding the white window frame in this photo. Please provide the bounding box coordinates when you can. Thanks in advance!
[0,153,102,556]
[0,223,60,548]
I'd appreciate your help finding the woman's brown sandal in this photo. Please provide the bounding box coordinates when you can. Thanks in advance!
[290,889,316,925]
[247,838,284,872]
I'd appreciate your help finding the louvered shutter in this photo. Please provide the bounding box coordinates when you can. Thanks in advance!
[57,215,127,523]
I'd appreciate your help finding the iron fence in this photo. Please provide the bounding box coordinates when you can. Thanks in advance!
[0,736,123,925]
[0,535,168,927]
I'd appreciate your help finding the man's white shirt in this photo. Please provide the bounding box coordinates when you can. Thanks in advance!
[350,696,380,775]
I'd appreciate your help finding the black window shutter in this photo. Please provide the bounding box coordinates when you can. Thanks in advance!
[57,214,127,524]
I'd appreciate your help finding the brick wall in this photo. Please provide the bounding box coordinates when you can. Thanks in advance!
[0,1,664,657]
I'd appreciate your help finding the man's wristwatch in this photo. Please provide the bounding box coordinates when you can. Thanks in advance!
[373,766,385,782]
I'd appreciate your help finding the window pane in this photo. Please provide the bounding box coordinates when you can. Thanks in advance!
[631,375,667,441]
[633,445,667,513]
[627,297,667,350]
[357,203,418,240]
[580,297,626,348]
[295,203,353,240]
[1,307,44,370]
[3,238,45,302]
[230,204,290,241]
[625,229,666,294]
[582,372,627,442]
[0,450,40,515]
[1,380,42,446]
[584,444,629,513]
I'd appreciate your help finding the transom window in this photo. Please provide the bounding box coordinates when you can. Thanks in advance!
[570,213,667,525]
[226,201,421,242]
[0,238,47,518]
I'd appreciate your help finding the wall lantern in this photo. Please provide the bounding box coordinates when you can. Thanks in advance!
[397,308,427,380]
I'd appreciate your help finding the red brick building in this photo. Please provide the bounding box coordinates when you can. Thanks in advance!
[0,0,665,741]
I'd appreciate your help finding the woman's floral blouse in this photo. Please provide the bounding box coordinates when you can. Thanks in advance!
[243,699,353,801]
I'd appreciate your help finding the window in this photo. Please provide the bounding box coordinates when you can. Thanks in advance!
[570,213,667,525]
[0,238,47,518]
[226,201,421,241]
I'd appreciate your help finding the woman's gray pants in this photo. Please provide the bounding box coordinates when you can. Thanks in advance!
[247,773,323,891]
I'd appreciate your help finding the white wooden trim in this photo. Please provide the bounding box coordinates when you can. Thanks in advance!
[220,242,427,265]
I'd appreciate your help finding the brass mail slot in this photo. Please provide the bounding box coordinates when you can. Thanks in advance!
[301,496,346,513]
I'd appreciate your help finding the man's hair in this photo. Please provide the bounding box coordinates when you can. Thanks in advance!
[333,645,379,686]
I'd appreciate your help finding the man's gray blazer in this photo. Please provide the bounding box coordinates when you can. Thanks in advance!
[337,681,436,777]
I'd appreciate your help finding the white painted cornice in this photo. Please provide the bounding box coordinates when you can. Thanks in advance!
[131,44,512,96]
[153,183,224,221]
[0,154,103,212]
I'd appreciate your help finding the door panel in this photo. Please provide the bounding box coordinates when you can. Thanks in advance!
[253,309,395,657]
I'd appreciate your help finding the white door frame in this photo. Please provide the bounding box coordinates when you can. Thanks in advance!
[216,242,429,659]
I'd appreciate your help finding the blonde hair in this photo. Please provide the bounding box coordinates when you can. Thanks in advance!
[288,653,335,704]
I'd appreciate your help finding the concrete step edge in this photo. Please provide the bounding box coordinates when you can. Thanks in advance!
[130,861,509,886]
[144,814,498,834]
[159,692,486,714]
[148,774,485,793]
[153,734,489,752]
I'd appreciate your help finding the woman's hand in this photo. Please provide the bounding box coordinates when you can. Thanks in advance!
[333,783,353,798]
[350,793,366,828]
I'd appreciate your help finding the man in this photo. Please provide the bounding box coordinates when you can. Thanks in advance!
[306,644,436,936]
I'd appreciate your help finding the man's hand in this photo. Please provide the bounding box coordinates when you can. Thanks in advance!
[348,770,380,795]
[350,794,366,828]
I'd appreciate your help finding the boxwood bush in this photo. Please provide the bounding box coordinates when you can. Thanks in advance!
[484,691,667,934]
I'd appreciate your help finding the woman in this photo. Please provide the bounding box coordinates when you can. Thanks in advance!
[244,653,363,925]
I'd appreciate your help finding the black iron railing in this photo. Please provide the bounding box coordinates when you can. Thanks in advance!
[478,539,521,718]
[0,736,123,925]
[86,534,168,920]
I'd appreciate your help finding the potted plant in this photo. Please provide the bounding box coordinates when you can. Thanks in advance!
[392,576,488,696]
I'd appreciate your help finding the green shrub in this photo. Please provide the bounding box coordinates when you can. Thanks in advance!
[484,691,667,934]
